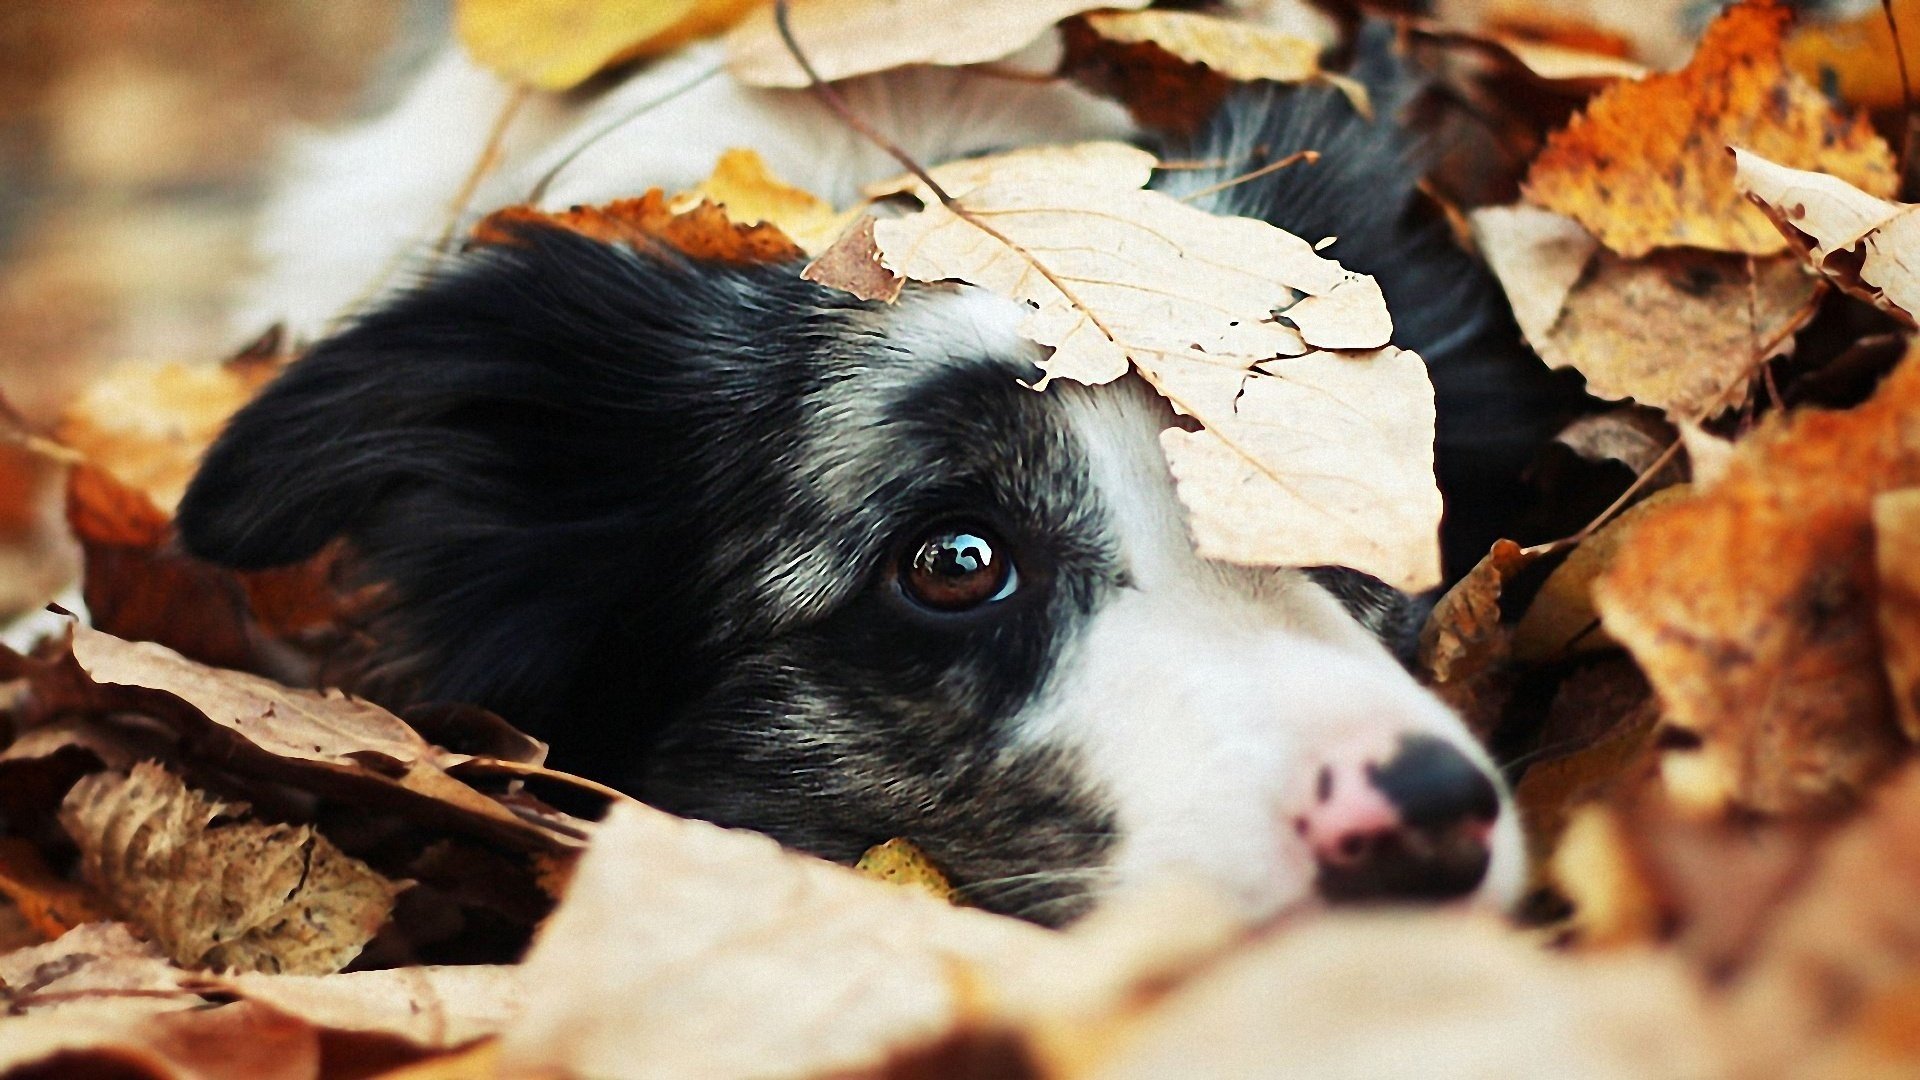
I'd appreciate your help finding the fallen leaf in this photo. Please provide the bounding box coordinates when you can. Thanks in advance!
[1468,204,1599,349]
[205,966,522,1048]
[62,763,401,974]
[1734,148,1920,327]
[1593,347,1920,816]
[1417,539,1538,737]
[0,922,191,1017]
[1552,409,1678,478]
[686,147,859,256]
[56,358,277,518]
[0,835,113,941]
[33,619,582,852]
[1060,9,1362,133]
[1730,763,1920,1077]
[0,998,321,1080]
[801,215,903,302]
[1072,913,1723,1080]
[1875,489,1920,742]
[726,0,1149,89]
[1515,699,1661,869]
[497,801,1071,1080]
[1785,0,1920,109]
[1512,486,1692,663]
[1523,0,1896,259]
[456,0,764,91]
[476,189,805,265]
[864,143,1441,590]
[1531,247,1819,415]
[1488,36,1648,82]
[856,838,958,903]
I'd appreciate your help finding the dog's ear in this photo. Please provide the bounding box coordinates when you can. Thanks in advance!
[178,225,827,723]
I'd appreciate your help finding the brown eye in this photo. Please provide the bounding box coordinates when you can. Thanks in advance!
[900,528,1018,612]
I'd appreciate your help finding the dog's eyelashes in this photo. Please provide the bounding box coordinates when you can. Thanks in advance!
[898,525,1019,612]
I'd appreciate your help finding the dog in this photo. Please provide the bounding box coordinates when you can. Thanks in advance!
[177,29,1571,924]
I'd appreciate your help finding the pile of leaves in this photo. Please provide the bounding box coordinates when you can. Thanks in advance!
[7,0,1920,1076]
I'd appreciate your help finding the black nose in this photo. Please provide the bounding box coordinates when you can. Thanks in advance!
[1315,734,1499,904]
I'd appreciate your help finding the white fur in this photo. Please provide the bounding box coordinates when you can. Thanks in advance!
[1028,378,1525,918]
[236,39,1133,342]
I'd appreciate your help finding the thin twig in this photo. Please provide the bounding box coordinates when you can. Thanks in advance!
[773,0,955,205]
[433,85,531,259]
[1177,149,1320,204]
[526,62,727,204]
[1885,0,1919,200]
[1522,305,1813,556]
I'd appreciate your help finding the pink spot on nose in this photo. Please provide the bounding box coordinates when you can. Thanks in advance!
[1295,759,1401,866]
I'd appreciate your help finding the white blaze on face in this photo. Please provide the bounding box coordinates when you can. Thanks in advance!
[1019,379,1525,918]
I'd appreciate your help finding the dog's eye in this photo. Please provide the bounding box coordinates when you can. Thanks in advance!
[900,527,1018,612]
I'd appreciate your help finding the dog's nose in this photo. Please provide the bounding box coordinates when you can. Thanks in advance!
[1293,734,1499,903]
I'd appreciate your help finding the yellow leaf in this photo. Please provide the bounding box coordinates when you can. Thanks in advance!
[457,0,766,91]
[688,147,859,255]
[855,838,958,903]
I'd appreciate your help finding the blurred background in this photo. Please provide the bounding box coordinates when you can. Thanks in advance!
[0,1,437,614]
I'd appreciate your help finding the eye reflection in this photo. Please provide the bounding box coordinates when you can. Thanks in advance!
[900,527,1018,612]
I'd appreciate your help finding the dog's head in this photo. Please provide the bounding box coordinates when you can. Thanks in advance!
[179,224,1524,924]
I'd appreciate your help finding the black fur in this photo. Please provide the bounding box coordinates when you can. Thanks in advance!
[180,79,1556,921]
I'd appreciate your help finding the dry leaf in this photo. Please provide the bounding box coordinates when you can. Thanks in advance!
[1729,763,1920,1078]
[687,147,858,256]
[456,0,763,90]
[6,620,582,853]
[1074,913,1722,1080]
[1417,539,1537,737]
[1060,9,1362,133]
[1523,0,1896,259]
[855,838,959,903]
[1553,409,1678,477]
[801,215,903,302]
[1512,486,1691,663]
[476,189,805,265]
[1468,204,1599,349]
[1785,0,1920,109]
[207,966,522,1048]
[498,801,1071,1080]
[1532,247,1819,415]
[56,358,276,517]
[726,0,1149,88]
[0,836,113,941]
[0,997,321,1080]
[0,922,190,1017]
[1875,489,1920,742]
[864,143,1441,590]
[62,763,401,974]
[1593,348,1920,816]
[1734,148,1920,326]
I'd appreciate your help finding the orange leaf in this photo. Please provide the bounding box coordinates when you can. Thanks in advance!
[475,190,805,265]
[1523,0,1895,258]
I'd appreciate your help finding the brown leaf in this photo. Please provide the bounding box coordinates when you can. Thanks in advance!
[0,921,190,1017]
[866,143,1442,590]
[1734,148,1920,327]
[204,966,522,1049]
[1523,0,1896,259]
[475,189,806,266]
[725,0,1149,88]
[0,997,322,1080]
[1552,410,1677,478]
[1533,247,1820,415]
[36,620,581,851]
[1729,764,1920,1077]
[1468,204,1599,351]
[692,147,859,256]
[1593,348,1920,816]
[802,215,904,303]
[1417,539,1538,738]
[1875,489,1920,742]
[61,763,401,974]
[1060,9,1360,134]
[498,801,1072,1079]
[0,835,113,941]
[1512,486,1692,663]
[56,359,277,519]
[1070,913,1723,1080]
